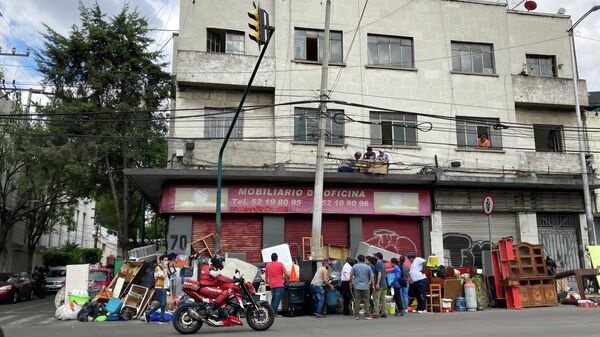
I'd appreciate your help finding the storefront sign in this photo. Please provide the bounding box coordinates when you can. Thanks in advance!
[161,186,430,216]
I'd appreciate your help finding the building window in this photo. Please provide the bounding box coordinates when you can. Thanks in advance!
[534,125,563,152]
[367,35,414,68]
[294,108,344,144]
[456,117,503,150]
[369,111,417,146]
[526,54,557,77]
[294,29,343,63]
[204,108,243,139]
[451,42,495,74]
[207,29,245,54]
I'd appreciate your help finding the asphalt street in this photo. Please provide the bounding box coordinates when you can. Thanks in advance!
[1,298,600,337]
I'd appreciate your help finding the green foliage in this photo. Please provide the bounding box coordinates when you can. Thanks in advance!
[60,241,80,252]
[80,248,103,264]
[43,252,79,266]
[42,246,102,266]
[35,2,173,254]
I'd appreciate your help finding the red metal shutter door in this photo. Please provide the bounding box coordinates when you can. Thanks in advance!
[285,216,349,259]
[284,217,311,259]
[362,216,422,257]
[193,214,263,263]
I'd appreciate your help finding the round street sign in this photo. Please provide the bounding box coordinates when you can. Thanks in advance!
[483,194,494,216]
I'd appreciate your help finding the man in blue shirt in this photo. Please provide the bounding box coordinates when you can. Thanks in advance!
[350,255,374,320]
[372,252,388,318]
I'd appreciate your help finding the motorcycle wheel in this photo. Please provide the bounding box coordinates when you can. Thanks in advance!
[245,301,275,331]
[37,287,47,299]
[172,303,203,335]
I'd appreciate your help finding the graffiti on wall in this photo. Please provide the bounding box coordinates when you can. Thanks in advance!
[365,229,418,256]
[443,233,495,268]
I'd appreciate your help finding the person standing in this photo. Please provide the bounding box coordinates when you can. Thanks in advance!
[310,261,334,318]
[340,257,354,315]
[390,258,404,316]
[265,253,287,316]
[399,255,410,313]
[144,254,170,323]
[372,252,388,318]
[409,257,428,314]
[363,146,376,159]
[350,255,374,320]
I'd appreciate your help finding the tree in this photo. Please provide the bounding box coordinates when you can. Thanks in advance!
[18,127,86,271]
[36,3,173,257]
[0,107,30,262]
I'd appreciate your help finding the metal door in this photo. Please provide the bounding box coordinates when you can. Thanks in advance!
[537,214,581,274]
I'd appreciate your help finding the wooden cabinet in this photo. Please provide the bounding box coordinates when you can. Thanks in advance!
[518,278,558,307]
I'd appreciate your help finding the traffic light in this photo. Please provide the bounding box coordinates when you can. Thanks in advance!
[248,5,269,45]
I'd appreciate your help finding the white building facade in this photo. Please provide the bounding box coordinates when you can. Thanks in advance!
[2,199,117,273]
[129,0,594,271]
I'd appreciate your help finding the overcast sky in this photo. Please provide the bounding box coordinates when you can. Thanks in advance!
[0,0,598,103]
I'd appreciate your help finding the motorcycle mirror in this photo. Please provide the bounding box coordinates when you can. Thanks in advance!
[235,269,240,274]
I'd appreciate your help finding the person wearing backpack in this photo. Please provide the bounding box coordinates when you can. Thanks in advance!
[390,258,404,316]
[143,254,170,323]
[399,256,410,314]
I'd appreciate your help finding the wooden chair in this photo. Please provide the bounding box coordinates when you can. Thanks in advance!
[427,283,443,313]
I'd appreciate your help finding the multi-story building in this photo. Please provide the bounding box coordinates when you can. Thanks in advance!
[128,0,596,272]
[2,199,117,272]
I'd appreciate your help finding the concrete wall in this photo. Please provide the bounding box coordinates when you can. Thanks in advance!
[172,0,587,176]
[170,88,276,168]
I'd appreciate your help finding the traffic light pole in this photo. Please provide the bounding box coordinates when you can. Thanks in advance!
[215,28,274,252]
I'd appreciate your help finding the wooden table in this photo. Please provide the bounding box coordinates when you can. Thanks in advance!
[555,269,600,300]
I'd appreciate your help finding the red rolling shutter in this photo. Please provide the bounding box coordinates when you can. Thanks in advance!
[362,216,422,257]
[192,214,263,263]
[284,216,349,259]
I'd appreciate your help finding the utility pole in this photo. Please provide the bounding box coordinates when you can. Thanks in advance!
[311,0,332,261]
[568,5,600,246]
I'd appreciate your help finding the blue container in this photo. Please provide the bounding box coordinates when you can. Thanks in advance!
[455,297,467,312]
[325,289,338,307]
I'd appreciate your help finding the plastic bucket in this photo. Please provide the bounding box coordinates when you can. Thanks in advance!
[325,289,338,307]
[455,297,467,312]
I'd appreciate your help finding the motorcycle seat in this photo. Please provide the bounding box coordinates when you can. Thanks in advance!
[183,280,201,291]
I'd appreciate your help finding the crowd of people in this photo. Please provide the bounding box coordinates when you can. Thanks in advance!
[290,252,429,320]
[348,252,428,320]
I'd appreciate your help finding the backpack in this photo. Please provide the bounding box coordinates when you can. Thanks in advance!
[387,266,400,287]
[105,298,123,315]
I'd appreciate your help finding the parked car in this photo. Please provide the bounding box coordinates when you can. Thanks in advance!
[0,273,36,303]
[89,267,112,289]
[45,267,67,293]
[53,266,113,308]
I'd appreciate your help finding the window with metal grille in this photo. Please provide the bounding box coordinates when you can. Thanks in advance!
[526,54,557,77]
[367,35,414,68]
[455,117,503,150]
[451,42,495,74]
[534,125,564,152]
[204,108,243,139]
[369,111,417,146]
[294,28,343,63]
[294,108,344,144]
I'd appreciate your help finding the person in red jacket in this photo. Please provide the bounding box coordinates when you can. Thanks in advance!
[199,254,235,319]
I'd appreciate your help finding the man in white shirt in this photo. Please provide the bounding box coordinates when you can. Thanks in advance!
[340,257,355,315]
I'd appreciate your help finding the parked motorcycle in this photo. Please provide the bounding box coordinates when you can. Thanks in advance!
[172,269,275,334]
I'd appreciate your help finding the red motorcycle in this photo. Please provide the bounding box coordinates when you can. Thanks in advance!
[172,270,275,334]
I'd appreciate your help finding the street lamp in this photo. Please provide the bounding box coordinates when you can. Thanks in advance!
[567,5,600,246]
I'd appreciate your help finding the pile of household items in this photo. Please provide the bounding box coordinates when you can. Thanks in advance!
[55,245,192,323]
